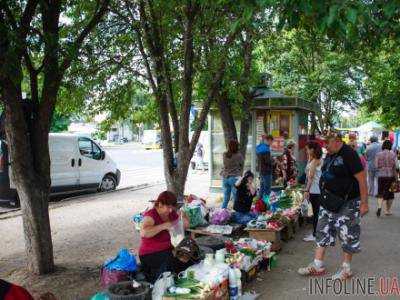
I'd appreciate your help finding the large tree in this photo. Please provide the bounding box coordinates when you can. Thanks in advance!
[0,0,109,274]
[72,0,259,197]
[259,29,361,131]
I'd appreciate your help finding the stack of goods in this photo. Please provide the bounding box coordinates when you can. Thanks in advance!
[224,238,272,284]
[281,208,298,221]
[209,208,231,225]
[246,213,286,231]
[276,190,293,210]
[204,224,233,235]
[177,259,230,299]
[163,276,209,299]
[286,187,304,210]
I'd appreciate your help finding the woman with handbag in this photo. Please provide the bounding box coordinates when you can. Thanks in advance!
[303,141,323,242]
[375,140,398,217]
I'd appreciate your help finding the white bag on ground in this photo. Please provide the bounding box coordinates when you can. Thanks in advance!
[152,272,174,300]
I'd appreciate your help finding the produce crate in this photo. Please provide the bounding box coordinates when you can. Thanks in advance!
[245,228,282,251]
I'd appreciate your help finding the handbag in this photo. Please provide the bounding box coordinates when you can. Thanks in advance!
[389,177,400,193]
[320,155,352,213]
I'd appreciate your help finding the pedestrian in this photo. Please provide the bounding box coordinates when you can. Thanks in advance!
[365,136,381,196]
[232,170,258,225]
[257,134,274,199]
[349,140,367,170]
[221,140,243,208]
[303,141,323,242]
[195,142,205,172]
[375,140,398,217]
[282,141,297,187]
[298,133,368,280]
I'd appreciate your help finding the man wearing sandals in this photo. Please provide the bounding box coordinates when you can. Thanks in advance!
[298,133,369,280]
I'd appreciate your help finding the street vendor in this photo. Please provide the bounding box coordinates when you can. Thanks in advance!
[139,191,190,283]
[232,171,258,225]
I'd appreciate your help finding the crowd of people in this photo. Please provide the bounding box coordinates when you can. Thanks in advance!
[219,131,398,280]
[135,131,399,284]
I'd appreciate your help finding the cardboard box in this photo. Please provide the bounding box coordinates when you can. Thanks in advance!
[245,228,282,251]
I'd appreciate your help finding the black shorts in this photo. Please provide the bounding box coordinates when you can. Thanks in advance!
[378,177,395,200]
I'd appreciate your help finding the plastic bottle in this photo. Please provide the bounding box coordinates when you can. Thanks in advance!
[234,268,242,297]
[229,267,238,300]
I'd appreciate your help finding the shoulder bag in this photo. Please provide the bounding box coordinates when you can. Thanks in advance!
[320,155,352,213]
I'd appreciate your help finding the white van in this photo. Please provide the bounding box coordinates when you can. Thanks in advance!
[0,133,120,207]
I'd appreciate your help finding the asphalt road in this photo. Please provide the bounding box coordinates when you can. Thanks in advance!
[0,144,165,213]
[104,144,164,189]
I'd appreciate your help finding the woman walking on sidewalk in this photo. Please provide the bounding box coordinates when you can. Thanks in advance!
[221,140,243,208]
[375,140,398,217]
[303,141,323,242]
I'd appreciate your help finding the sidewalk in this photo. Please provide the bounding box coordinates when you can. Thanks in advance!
[1,177,399,299]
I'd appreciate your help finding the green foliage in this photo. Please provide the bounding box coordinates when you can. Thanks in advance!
[362,41,400,128]
[50,112,71,132]
[258,29,361,130]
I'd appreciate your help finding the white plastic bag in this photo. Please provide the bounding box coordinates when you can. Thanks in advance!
[300,200,313,217]
[169,216,184,247]
[152,272,174,300]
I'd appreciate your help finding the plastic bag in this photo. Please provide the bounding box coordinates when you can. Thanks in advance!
[152,272,174,300]
[210,208,231,225]
[185,206,207,228]
[169,217,185,247]
[300,200,313,218]
[100,267,129,289]
[104,248,137,272]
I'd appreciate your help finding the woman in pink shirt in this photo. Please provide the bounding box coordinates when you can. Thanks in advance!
[139,191,189,283]
[375,140,398,217]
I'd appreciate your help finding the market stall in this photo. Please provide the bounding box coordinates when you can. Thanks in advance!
[209,78,318,192]
[92,185,308,300]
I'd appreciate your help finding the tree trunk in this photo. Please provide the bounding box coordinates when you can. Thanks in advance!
[217,91,238,146]
[2,87,54,274]
[239,101,251,163]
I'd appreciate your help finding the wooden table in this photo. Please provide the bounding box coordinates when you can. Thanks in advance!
[186,223,245,239]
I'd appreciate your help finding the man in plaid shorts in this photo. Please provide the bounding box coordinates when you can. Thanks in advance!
[298,133,369,280]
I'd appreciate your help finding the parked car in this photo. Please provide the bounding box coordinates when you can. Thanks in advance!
[0,133,120,207]
[142,130,162,149]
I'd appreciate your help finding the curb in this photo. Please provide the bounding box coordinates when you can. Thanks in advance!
[0,181,164,221]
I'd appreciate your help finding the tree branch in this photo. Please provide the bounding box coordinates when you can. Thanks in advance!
[179,0,197,154]
[60,0,110,75]
[20,0,39,40]
[23,50,39,104]
[189,25,241,156]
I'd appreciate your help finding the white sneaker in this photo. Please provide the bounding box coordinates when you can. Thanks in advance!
[298,262,326,276]
[303,234,315,242]
[332,267,353,280]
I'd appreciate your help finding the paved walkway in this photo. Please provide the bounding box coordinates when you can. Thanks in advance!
[0,176,399,299]
[249,196,400,300]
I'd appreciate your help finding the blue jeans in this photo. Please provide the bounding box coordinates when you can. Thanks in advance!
[259,174,272,199]
[231,211,258,225]
[222,176,238,208]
